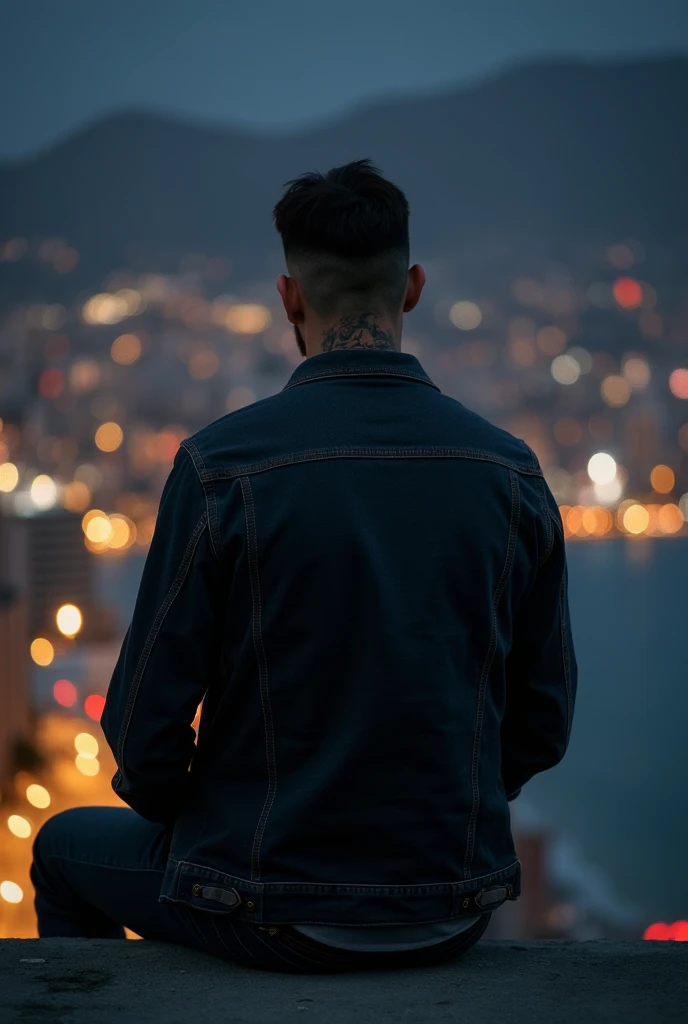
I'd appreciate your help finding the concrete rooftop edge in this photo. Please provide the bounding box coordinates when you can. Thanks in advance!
[0,939,686,1023]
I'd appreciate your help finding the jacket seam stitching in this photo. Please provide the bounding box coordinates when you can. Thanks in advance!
[115,511,208,773]
[205,479,221,561]
[559,575,573,747]
[535,476,554,566]
[463,469,521,879]
[524,443,554,566]
[195,448,543,482]
[548,508,564,544]
[181,439,221,561]
[240,476,277,883]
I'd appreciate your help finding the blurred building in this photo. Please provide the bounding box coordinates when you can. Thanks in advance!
[1,510,94,637]
[0,584,29,781]
[483,811,646,941]
[484,828,552,939]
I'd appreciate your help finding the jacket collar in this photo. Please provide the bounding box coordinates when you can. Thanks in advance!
[282,348,440,392]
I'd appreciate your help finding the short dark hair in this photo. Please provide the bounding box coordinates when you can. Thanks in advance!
[273,159,410,319]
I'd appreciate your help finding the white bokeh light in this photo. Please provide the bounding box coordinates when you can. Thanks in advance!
[30,474,57,510]
[551,354,581,385]
[587,452,617,485]
[449,301,482,330]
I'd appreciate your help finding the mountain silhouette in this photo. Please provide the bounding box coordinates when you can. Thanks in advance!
[1,55,687,293]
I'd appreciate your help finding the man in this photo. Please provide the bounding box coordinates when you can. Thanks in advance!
[32,160,576,973]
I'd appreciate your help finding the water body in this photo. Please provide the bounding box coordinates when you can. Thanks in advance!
[525,538,688,923]
[99,539,688,923]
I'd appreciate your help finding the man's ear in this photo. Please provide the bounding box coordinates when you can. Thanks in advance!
[276,274,305,325]
[402,264,426,313]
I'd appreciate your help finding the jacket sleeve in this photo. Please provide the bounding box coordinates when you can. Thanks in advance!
[101,443,223,825]
[501,486,577,801]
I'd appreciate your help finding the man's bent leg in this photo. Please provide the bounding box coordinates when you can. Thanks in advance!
[29,806,338,972]
[31,807,190,942]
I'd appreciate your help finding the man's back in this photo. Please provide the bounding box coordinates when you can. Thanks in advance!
[35,157,576,968]
[102,347,576,927]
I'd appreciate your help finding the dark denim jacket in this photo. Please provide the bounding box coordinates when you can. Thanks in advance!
[102,349,577,927]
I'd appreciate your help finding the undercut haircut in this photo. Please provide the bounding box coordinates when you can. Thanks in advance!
[273,159,410,320]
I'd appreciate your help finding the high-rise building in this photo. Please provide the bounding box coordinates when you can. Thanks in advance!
[1,510,94,637]
[0,585,29,781]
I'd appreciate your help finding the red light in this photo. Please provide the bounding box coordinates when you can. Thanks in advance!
[643,920,688,941]
[613,277,643,309]
[84,693,106,721]
[669,368,688,400]
[38,368,64,398]
[53,679,77,707]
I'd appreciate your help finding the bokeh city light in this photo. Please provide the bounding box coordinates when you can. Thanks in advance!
[25,785,50,810]
[0,881,24,904]
[94,422,124,453]
[0,462,19,492]
[30,639,54,667]
[669,369,688,400]
[74,733,99,759]
[587,453,617,485]
[551,354,581,385]
[56,604,83,637]
[449,301,482,330]
[7,816,32,840]
[53,680,78,707]
[30,474,57,510]
[84,695,106,721]
[650,465,675,494]
[111,333,142,365]
[612,277,643,309]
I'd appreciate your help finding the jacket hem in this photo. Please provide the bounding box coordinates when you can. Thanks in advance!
[158,858,521,926]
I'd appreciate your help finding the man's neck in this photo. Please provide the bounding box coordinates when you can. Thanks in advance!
[319,312,399,354]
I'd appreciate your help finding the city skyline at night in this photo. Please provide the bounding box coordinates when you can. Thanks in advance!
[1,36,687,948]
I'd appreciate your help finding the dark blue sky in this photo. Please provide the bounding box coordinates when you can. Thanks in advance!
[1,0,687,159]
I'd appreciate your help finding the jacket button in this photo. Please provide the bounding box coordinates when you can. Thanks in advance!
[192,884,202,896]
[245,900,256,912]
[462,897,471,909]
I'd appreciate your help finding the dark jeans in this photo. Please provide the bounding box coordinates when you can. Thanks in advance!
[31,807,491,974]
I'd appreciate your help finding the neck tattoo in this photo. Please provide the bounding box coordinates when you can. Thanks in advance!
[321,313,396,352]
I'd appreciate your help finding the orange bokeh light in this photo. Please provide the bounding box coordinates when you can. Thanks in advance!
[95,422,123,453]
[657,504,684,535]
[650,464,675,494]
[111,333,142,366]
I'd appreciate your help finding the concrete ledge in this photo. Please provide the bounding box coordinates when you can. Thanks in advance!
[1,939,685,1023]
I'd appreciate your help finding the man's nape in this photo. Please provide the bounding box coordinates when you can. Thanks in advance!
[276,262,426,358]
